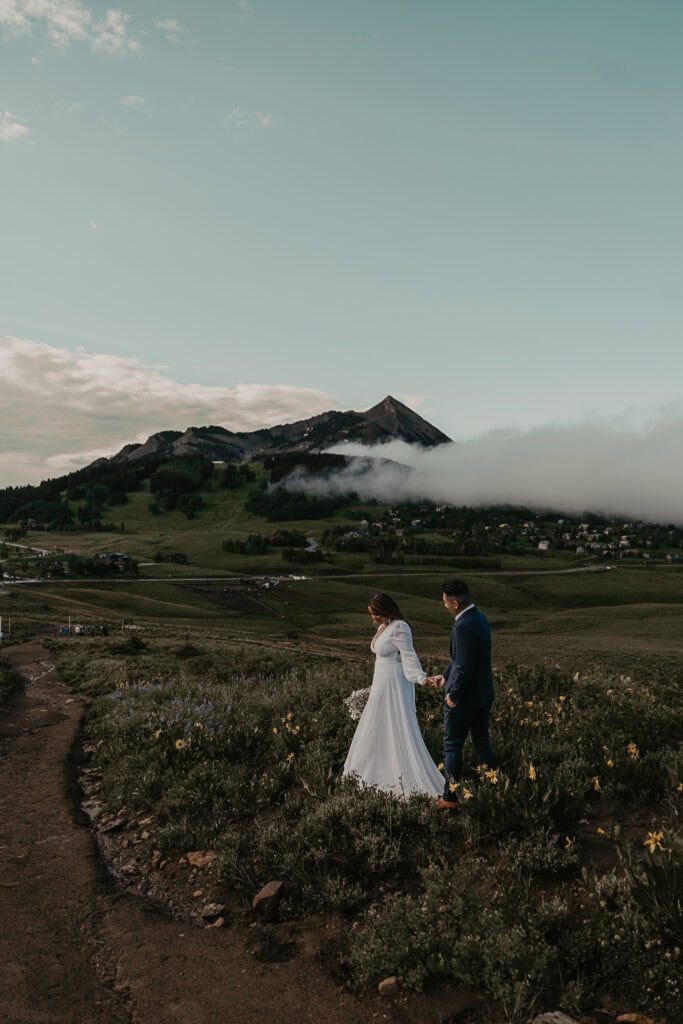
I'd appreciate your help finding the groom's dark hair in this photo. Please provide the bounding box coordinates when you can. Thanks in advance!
[442,579,472,604]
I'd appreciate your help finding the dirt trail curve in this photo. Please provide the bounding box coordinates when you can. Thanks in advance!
[0,644,468,1024]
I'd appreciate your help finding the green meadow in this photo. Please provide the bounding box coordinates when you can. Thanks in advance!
[2,466,682,1020]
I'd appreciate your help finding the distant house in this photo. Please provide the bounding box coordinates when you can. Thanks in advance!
[538,540,551,552]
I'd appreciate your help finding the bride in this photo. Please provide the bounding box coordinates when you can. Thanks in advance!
[343,592,444,798]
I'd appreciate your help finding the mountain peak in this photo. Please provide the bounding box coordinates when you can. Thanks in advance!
[363,395,451,446]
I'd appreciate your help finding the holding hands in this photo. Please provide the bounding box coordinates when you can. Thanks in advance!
[424,674,445,688]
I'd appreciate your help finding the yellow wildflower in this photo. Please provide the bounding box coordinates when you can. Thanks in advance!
[564,836,574,848]
[678,782,683,793]
[606,758,614,768]
[559,695,566,702]
[596,827,606,835]
[437,762,445,772]
[272,727,278,734]
[175,739,185,750]
[448,781,459,793]
[485,769,499,785]
[528,764,537,781]
[462,787,473,801]
[286,711,293,721]
[643,831,664,854]
[292,725,300,734]
[627,742,640,760]
[593,776,601,792]
[286,752,295,763]
[154,728,163,739]
[195,721,204,730]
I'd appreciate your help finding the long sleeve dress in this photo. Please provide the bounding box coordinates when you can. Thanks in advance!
[342,619,444,797]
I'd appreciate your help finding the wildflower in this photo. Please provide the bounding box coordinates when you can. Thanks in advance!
[643,831,664,854]
[292,725,300,734]
[596,827,606,835]
[677,783,683,793]
[559,695,566,702]
[485,769,499,784]
[437,762,445,772]
[195,721,204,730]
[564,836,574,848]
[175,739,185,750]
[272,727,278,734]
[627,742,640,760]
[462,787,473,801]
[528,764,537,781]
[286,752,295,763]
[475,764,488,774]
[286,711,293,721]
[606,758,614,768]
[449,781,459,793]
[154,728,163,739]
[593,776,601,792]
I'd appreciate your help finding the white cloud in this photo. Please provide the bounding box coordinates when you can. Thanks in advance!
[120,93,145,109]
[0,109,29,142]
[30,53,41,63]
[87,220,103,230]
[154,17,184,43]
[223,107,274,129]
[0,336,336,486]
[238,1,255,17]
[298,413,683,525]
[0,1,140,55]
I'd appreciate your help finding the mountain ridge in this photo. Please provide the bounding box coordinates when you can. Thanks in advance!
[108,395,450,466]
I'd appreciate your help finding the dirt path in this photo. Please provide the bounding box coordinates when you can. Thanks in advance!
[0,644,476,1024]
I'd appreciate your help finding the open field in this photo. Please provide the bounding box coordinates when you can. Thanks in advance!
[2,483,682,1021]
[2,562,682,676]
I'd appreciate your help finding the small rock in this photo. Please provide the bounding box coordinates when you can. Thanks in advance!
[252,880,284,920]
[140,830,151,841]
[200,902,225,919]
[101,817,126,833]
[616,1016,655,1024]
[378,976,399,996]
[192,890,203,898]
[121,838,130,850]
[186,850,218,868]
[206,916,225,928]
[530,1015,581,1024]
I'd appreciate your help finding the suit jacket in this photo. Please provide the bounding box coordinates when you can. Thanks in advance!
[443,605,494,709]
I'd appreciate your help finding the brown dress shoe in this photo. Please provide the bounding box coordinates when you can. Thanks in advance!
[435,796,458,810]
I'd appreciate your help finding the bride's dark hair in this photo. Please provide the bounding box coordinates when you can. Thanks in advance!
[369,592,405,621]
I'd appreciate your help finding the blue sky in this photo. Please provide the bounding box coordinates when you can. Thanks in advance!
[1,1,682,488]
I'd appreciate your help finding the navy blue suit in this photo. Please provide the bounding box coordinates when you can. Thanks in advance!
[442,605,496,797]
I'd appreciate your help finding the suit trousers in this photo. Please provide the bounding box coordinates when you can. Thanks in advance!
[443,703,496,798]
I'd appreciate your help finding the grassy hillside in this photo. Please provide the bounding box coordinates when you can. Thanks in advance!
[1,457,682,670]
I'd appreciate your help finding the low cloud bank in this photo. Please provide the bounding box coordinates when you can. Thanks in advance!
[0,336,334,486]
[281,411,683,524]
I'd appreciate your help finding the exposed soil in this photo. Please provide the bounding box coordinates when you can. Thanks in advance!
[0,643,491,1024]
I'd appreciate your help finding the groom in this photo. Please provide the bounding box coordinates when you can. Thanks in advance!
[427,579,497,809]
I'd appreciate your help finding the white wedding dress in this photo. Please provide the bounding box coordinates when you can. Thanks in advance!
[343,619,444,798]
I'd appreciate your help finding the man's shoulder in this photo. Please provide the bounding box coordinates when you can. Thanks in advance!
[456,606,489,629]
